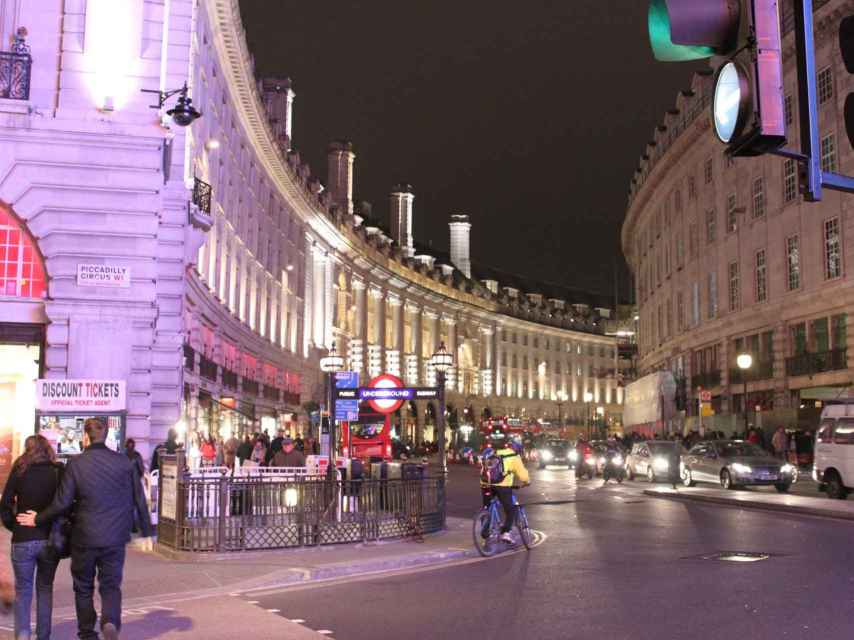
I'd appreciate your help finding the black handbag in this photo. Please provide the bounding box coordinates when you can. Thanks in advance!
[46,466,72,559]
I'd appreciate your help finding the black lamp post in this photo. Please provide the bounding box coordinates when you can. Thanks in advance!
[583,391,593,440]
[556,390,568,428]
[320,342,344,483]
[430,342,454,477]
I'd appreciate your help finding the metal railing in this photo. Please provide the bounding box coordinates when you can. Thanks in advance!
[0,49,32,101]
[157,471,445,552]
[729,359,775,384]
[192,177,212,214]
[691,369,722,389]
[785,348,847,377]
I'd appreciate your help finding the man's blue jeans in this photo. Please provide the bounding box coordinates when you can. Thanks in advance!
[10,539,59,640]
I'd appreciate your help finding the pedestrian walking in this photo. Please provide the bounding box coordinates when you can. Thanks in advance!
[272,437,306,467]
[124,438,145,479]
[771,426,788,460]
[223,433,240,469]
[250,437,267,465]
[200,434,216,466]
[17,417,153,640]
[236,435,253,465]
[0,435,63,640]
[149,428,181,473]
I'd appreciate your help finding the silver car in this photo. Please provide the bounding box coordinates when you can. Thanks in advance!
[681,440,797,492]
[626,441,677,482]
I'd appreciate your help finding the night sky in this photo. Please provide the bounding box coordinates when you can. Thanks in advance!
[239,2,705,298]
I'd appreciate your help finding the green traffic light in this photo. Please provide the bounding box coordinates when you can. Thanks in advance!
[648,0,715,62]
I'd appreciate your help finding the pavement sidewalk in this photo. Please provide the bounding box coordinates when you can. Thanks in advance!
[644,485,854,521]
[0,516,476,639]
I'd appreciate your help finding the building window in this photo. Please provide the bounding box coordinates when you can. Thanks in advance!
[688,223,698,259]
[707,271,718,319]
[791,322,807,355]
[674,189,682,212]
[783,158,797,203]
[666,297,672,338]
[688,175,696,200]
[705,209,716,243]
[751,177,765,219]
[755,249,767,303]
[784,94,793,126]
[704,157,714,184]
[818,66,833,105]
[676,291,685,332]
[786,235,800,291]
[675,233,684,268]
[728,261,740,312]
[0,207,47,299]
[824,217,842,280]
[726,193,738,233]
[832,314,848,349]
[821,132,837,173]
[691,282,700,326]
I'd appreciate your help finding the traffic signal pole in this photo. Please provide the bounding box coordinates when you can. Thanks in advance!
[773,0,854,198]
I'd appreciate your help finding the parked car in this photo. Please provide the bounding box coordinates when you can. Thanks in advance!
[535,439,573,469]
[626,441,676,482]
[681,440,796,492]
[813,401,854,499]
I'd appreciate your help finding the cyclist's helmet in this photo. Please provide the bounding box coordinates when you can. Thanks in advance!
[481,446,495,459]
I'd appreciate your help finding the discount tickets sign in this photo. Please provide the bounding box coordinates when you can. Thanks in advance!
[36,380,127,412]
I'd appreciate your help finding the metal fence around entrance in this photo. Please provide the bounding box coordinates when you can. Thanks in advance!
[156,457,445,552]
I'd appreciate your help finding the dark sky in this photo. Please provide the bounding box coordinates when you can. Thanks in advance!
[239,2,704,298]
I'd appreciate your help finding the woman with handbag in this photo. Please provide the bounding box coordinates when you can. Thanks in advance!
[0,435,63,640]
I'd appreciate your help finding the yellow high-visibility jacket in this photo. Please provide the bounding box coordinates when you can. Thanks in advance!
[492,448,529,488]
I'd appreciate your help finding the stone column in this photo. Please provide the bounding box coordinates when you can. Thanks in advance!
[442,313,457,392]
[407,301,422,386]
[351,277,367,376]
[424,309,440,386]
[386,292,403,377]
[324,259,335,348]
[368,285,385,377]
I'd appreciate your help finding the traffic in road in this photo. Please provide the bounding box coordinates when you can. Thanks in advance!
[245,461,852,640]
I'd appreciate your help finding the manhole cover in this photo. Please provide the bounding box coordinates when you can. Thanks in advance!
[686,551,772,563]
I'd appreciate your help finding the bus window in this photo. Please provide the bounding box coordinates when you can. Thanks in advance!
[817,420,835,444]
[351,422,385,438]
[834,419,854,445]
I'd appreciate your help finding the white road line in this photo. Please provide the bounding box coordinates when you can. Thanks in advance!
[291,618,306,623]
[266,608,281,613]
[246,600,259,604]
[317,631,334,635]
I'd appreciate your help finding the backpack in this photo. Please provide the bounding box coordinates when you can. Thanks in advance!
[482,451,508,485]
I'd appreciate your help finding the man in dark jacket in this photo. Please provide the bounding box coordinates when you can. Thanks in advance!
[18,418,152,640]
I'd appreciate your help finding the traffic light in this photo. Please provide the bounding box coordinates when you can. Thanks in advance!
[648,0,786,156]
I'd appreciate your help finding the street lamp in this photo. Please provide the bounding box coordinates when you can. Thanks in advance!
[583,391,594,440]
[555,390,568,428]
[320,342,344,482]
[736,353,753,436]
[430,342,454,476]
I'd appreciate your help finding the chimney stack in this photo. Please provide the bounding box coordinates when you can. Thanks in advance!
[449,214,472,279]
[327,141,355,214]
[260,77,295,151]
[390,184,415,256]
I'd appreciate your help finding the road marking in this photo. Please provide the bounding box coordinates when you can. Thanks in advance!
[266,608,281,613]
[291,618,306,623]
[317,630,334,635]
[246,600,260,604]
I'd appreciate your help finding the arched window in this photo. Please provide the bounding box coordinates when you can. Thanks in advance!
[0,206,46,299]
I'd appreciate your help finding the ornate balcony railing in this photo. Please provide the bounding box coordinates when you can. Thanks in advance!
[263,385,280,402]
[1,30,32,101]
[785,349,847,377]
[199,355,218,381]
[222,368,238,389]
[729,359,775,384]
[192,176,212,214]
[691,370,721,390]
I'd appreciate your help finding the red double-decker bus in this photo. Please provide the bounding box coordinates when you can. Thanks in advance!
[341,402,393,461]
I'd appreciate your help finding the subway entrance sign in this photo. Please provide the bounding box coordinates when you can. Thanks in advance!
[335,373,439,415]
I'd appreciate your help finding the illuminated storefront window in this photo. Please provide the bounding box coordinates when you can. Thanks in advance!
[0,207,46,299]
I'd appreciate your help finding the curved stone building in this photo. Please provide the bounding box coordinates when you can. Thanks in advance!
[622,0,854,433]
[0,0,622,464]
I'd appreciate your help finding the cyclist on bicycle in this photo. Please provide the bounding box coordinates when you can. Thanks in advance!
[482,434,530,544]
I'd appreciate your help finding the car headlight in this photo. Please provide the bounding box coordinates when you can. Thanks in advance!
[569,450,578,462]
[653,457,669,472]
[540,450,553,462]
[599,457,606,465]
[731,463,752,474]
[612,455,623,466]
[780,464,795,475]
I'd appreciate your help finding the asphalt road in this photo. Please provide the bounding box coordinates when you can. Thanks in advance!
[247,464,852,640]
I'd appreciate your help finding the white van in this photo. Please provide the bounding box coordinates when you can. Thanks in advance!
[813,401,854,499]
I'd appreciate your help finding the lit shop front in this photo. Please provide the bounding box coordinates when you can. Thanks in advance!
[35,379,127,459]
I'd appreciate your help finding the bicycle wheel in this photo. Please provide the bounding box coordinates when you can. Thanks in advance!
[516,506,534,550]
[473,509,499,557]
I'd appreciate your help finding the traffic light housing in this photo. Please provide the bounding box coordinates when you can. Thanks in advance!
[649,0,786,156]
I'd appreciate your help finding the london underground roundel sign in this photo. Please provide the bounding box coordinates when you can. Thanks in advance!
[366,374,405,415]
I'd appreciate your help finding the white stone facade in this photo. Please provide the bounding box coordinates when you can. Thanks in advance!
[622,0,854,428]
[0,0,621,461]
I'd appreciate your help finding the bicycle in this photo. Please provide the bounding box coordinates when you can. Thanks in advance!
[472,486,533,557]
